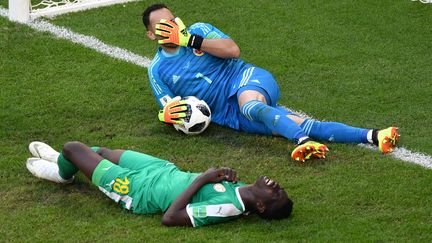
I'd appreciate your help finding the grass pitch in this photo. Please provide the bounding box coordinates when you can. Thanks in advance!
[1,0,432,241]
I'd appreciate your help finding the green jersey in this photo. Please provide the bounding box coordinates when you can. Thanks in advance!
[186,180,246,227]
[98,151,246,227]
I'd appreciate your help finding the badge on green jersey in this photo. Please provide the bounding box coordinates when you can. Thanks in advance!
[193,206,207,218]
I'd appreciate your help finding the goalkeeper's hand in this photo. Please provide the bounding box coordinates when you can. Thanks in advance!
[155,17,191,46]
[158,96,188,125]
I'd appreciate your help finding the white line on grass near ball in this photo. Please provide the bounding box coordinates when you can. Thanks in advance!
[1,6,431,169]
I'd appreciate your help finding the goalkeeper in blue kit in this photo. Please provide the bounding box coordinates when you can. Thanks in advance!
[26,141,293,227]
[143,4,399,162]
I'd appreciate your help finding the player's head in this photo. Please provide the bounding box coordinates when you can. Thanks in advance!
[142,3,176,47]
[142,3,172,30]
[251,176,293,220]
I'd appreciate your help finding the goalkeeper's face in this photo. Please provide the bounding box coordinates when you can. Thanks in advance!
[146,8,177,48]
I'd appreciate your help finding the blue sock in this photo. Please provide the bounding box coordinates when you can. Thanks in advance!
[301,119,369,143]
[241,100,308,143]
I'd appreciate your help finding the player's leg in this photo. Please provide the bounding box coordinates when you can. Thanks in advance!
[96,147,125,164]
[79,144,172,171]
[238,90,328,162]
[237,75,370,145]
[59,141,109,179]
[58,146,171,173]
[27,141,100,183]
[27,141,117,183]
[274,104,371,144]
[238,89,308,143]
[29,141,126,177]
[235,67,328,161]
[278,106,399,153]
[118,150,174,171]
[60,143,171,173]
[236,67,309,144]
[27,141,137,210]
[237,80,370,145]
[300,118,369,143]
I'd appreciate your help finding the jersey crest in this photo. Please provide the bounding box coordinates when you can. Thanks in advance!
[213,183,226,192]
[193,49,204,56]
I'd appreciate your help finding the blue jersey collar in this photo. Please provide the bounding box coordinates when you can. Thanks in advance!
[160,47,183,58]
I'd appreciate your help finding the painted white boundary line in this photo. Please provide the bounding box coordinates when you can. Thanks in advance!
[0,7,151,68]
[358,144,432,169]
[411,0,432,4]
[1,7,432,169]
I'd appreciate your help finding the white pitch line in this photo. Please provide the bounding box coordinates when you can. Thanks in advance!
[0,7,151,68]
[411,0,432,4]
[1,7,432,169]
[358,144,432,169]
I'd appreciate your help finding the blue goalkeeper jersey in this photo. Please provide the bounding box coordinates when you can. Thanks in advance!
[148,22,249,129]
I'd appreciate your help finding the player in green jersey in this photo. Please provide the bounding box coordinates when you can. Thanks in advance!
[26,141,293,227]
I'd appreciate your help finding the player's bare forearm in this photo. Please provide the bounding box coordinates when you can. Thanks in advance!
[161,175,207,226]
[161,168,237,226]
[200,38,240,59]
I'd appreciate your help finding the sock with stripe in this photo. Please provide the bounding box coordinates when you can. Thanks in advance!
[300,119,370,143]
[241,100,309,144]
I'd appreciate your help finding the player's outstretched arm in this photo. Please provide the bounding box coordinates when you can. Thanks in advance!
[162,167,237,227]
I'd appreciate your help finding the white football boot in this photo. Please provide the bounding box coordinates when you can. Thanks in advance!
[26,158,73,184]
[29,141,60,163]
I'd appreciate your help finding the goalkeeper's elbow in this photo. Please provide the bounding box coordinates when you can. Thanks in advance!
[230,44,241,59]
[223,40,240,59]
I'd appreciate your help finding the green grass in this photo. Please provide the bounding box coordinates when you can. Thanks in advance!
[1,0,432,241]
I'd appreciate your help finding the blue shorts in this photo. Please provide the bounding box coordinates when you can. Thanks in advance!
[230,65,280,106]
[228,65,295,135]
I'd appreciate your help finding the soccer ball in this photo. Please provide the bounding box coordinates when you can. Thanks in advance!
[173,96,211,135]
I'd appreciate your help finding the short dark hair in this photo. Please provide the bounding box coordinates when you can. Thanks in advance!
[142,3,169,30]
[258,197,294,220]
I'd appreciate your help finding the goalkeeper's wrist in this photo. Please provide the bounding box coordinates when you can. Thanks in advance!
[187,34,204,50]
